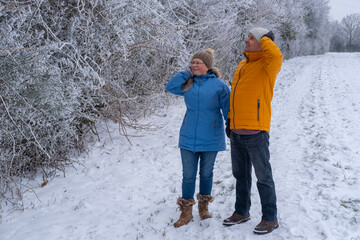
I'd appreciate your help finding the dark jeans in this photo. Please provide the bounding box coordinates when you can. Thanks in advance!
[180,148,218,200]
[230,131,277,222]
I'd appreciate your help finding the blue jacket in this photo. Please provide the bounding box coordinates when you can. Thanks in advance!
[166,70,230,152]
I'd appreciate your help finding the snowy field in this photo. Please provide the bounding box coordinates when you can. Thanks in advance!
[1,52,360,240]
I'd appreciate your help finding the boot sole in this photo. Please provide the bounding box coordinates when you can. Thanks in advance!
[174,219,194,228]
[223,217,251,226]
[253,223,279,234]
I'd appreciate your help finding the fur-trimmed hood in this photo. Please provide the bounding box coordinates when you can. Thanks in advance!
[210,67,222,78]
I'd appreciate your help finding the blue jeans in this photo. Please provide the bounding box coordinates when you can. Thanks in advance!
[180,148,218,200]
[230,131,277,222]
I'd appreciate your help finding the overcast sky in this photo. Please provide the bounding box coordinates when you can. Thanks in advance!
[328,0,360,21]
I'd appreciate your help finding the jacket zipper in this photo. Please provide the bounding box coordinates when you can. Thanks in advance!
[232,55,249,127]
[194,77,201,150]
[257,99,260,121]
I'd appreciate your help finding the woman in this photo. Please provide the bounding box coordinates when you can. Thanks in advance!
[166,48,230,227]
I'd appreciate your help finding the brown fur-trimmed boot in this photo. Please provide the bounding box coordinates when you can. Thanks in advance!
[174,198,196,228]
[196,193,214,219]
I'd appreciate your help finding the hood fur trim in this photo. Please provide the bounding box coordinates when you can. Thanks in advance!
[211,67,222,78]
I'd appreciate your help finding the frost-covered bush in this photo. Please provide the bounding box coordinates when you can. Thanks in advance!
[0,1,105,202]
[0,0,332,205]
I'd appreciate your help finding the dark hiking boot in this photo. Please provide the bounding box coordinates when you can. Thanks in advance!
[223,212,250,226]
[253,220,279,234]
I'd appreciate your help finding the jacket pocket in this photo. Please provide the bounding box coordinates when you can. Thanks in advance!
[213,118,224,137]
[257,99,260,121]
[213,120,219,136]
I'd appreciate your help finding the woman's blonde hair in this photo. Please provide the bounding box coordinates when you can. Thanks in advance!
[182,77,194,92]
[182,67,222,92]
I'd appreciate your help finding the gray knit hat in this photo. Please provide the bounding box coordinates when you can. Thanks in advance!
[192,48,214,68]
[249,27,269,43]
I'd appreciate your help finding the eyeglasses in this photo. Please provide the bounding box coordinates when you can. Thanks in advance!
[190,61,205,65]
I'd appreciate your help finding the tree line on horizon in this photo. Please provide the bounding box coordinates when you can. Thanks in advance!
[0,0,356,206]
[330,13,360,52]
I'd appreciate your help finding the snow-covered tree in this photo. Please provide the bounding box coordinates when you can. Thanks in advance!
[0,0,334,205]
[341,13,360,51]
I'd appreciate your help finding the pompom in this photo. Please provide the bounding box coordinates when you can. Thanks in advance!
[204,48,214,56]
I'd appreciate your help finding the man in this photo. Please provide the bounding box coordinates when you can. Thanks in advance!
[223,27,283,234]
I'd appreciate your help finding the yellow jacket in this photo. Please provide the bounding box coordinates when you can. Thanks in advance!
[228,37,283,132]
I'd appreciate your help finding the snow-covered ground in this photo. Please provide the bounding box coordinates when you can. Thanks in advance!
[1,52,360,240]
